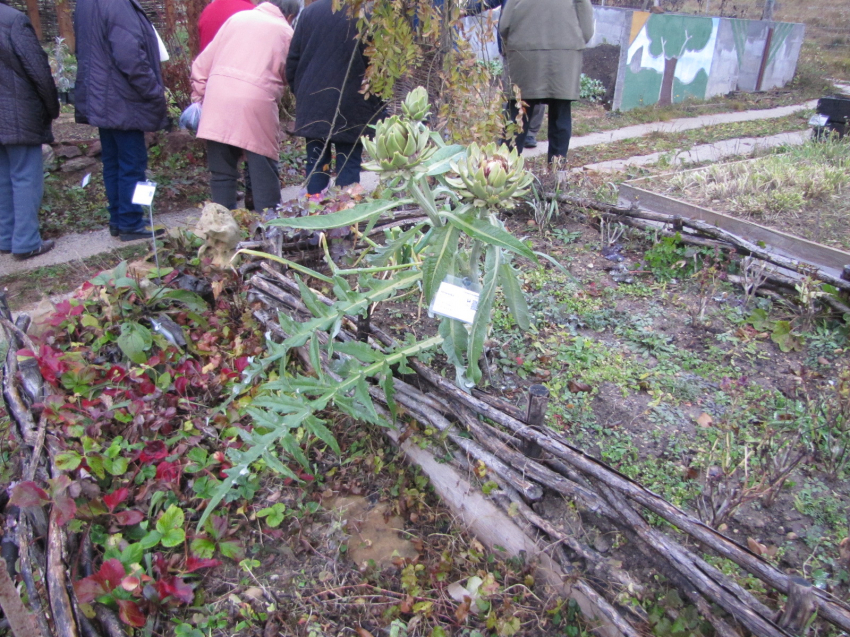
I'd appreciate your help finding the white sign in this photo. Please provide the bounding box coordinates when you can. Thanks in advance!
[132,181,157,206]
[431,281,479,324]
[81,173,91,188]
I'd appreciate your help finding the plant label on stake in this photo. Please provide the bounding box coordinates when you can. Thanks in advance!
[130,181,161,273]
[132,181,157,206]
[430,280,480,324]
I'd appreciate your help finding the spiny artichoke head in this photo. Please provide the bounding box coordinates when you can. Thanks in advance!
[447,142,532,209]
[362,115,434,173]
[401,86,430,122]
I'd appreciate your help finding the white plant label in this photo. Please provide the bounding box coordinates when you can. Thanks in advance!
[81,173,91,188]
[132,181,157,206]
[431,281,479,324]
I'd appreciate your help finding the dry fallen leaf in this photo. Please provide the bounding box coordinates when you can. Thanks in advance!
[839,537,850,567]
[747,537,766,556]
[568,380,592,393]
[695,412,713,428]
[355,628,375,637]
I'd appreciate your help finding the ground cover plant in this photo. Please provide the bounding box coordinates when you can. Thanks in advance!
[647,138,850,250]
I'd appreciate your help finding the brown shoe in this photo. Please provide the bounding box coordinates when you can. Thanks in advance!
[13,240,55,261]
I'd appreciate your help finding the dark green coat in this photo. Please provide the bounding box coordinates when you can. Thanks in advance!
[499,0,594,100]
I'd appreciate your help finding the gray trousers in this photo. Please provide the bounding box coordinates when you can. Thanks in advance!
[206,140,281,211]
[0,144,44,254]
[526,104,545,140]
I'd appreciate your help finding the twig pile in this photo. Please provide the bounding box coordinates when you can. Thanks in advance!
[246,261,850,637]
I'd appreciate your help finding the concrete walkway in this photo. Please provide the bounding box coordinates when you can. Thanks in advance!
[577,130,809,173]
[0,100,816,278]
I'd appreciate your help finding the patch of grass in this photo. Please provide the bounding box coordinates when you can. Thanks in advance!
[566,112,812,169]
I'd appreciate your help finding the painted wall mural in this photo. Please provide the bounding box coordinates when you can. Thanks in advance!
[614,10,805,111]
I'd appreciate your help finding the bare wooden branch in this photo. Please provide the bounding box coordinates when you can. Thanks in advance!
[47,509,78,637]
[0,555,46,637]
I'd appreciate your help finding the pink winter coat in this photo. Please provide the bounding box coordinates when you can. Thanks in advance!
[191,2,293,159]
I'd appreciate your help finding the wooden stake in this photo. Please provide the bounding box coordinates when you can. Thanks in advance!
[777,578,816,635]
[521,384,549,458]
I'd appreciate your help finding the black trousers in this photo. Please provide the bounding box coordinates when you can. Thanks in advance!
[508,99,573,162]
[206,140,281,211]
[304,139,363,195]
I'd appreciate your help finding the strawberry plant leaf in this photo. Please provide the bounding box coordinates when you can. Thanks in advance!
[103,487,129,513]
[117,600,146,627]
[189,538,216,559]
[9,481,49,507]
[55,450,82,471]
[156,505,186,548]
[114,510,145,526]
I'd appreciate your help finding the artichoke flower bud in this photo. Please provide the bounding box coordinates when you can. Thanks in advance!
[446,143,532,209]
[362,115,434,173]
[401,86,430,122]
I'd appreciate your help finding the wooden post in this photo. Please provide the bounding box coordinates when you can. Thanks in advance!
[521,384,549,459]
[24,0,41,41]
[672,215,684,232]
[841,265,850,282]
[55,0,75,52]
[777,577,816,635]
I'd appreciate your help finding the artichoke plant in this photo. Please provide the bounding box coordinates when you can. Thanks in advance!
[361,115,434,173]
[446,142,532,210]
[401,86,430,122]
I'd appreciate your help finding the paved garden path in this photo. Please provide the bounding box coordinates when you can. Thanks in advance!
[0,100,818,278]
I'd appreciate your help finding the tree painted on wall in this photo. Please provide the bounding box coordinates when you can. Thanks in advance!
[646,15,713,105]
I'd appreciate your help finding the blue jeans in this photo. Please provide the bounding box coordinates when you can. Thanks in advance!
[0,144,44,254]
[99,128,148,232]
[305,139,363,195]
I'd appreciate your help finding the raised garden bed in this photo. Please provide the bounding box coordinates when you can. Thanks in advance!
[619,141,850,263]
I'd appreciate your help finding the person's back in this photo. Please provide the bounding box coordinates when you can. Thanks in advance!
[74,0,168,132]
[197,0,256,52]
[285,0,383,193]
[191,0,296,211]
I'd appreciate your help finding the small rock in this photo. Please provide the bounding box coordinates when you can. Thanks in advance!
[42,144,57,171]
[85,140,102,157]
[787,532,798,540]
[60,156,97,173]
[244,587,264,600]
[593,533,611,553]
[55,144,82,159]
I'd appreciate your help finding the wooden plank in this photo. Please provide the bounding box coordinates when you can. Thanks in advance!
[618,183,850,280]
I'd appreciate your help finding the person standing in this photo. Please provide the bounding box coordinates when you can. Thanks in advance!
[74,0,169,241]
[499,0,593,161]
[285,0,384,195]
[192,0,298,212]
[0,0,59,260]
[197,0,256,52]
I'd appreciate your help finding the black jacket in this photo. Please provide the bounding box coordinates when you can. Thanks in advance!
[74,0,168,131]
[0,2,59,145]
[285,0,383,144]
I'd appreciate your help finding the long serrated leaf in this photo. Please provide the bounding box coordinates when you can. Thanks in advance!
[380,361,397,422]
[439,316,469,370]
[308,332,323,380]
[534,250,578,282]
[443,211,536,261]
[267,198,412,230]
[498,262,531,331]
[422,224,459,302]
[467,246,501,385]
[367,222,427,267]
[424,144,466,176]
[297,276,330,318]
[354,377,380,424]
[196,408,311,530]
[335,341,384,363]
[303,415,341,454]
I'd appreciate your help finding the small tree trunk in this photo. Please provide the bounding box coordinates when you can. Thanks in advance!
[24,0,41,40]
[658,57,678,106]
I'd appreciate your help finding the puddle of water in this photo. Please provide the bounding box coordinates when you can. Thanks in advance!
[330,495,419,569]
